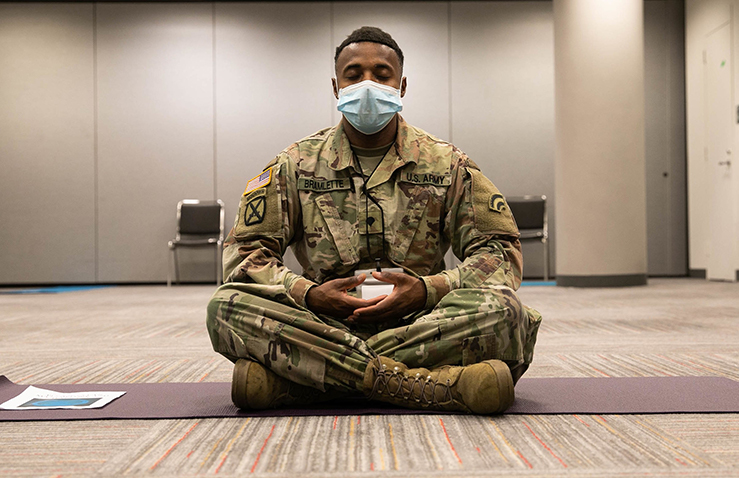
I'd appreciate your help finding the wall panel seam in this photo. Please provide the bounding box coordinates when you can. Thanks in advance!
[447,1,453,144]
[213,2,218,201]
[93,1,99,283]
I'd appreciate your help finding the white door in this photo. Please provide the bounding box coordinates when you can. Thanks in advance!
[704,22,737,282]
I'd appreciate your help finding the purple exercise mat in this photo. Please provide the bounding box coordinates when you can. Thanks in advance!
[1,375,738,421]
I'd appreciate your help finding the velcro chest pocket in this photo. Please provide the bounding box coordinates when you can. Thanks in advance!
[390,184,434,263]
[298,177,358,267]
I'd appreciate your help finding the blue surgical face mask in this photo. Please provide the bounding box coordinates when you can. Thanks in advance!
[336,80,403,135]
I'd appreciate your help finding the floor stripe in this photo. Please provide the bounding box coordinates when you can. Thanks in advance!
[421,415,442,470]
[250,424,275,473]
[482,426,508,463]
[349,415,356,471]
[214,419,249,474]
[388,422,399,471]
[150,421,199,471]
[125,423,178,474]
[573,414,590,427]
[199,435,225,470]
[489,418,521,466]
[635,417,706,466]
[516,449,533,469]
[522,420,567,468]
[439,417,462,465]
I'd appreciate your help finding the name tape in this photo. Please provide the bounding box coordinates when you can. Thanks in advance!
[400,172,451,186]
[297,177,352,192]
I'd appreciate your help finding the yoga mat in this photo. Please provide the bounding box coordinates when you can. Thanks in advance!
[1,375,738,421]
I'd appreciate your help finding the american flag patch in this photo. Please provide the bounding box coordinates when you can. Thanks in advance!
[243,168,272,195]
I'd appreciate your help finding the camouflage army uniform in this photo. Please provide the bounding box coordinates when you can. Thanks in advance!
[206,116,542,393]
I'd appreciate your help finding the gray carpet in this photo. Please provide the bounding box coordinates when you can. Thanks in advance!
[1,278,738,476]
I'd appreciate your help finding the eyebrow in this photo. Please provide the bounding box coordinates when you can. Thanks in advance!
[342,62,395,73]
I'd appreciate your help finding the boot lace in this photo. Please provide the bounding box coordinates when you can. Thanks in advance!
[369,364,453,406]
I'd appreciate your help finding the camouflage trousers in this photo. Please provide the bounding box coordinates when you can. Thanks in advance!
[206,282,542,393]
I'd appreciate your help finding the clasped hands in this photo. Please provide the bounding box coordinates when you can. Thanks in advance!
[305,271,426,324]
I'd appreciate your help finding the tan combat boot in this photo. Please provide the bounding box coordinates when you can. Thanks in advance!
[363,356,514,414]
[231,359,343,410]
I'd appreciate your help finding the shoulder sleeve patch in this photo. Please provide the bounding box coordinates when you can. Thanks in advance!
[468,168,519,236]
[243,167,272,196]
[234,166,282,239]
[490,194,507,212]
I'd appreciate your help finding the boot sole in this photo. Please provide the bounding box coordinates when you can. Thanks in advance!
[487,359,515,413]
[231,359,253,409]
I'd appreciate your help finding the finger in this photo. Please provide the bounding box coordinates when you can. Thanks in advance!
[371,271,399,284]
[350,306,395,324]
[330,274,365,291]
[352,295,392,317]
[340,294,385,310]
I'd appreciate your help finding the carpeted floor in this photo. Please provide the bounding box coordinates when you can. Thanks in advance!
[1,278,738,476]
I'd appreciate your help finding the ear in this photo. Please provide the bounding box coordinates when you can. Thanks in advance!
[332,78,339,99]
[400,77,407,98]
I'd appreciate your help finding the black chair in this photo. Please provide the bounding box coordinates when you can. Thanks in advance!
[506,195,549,281]
[167,199,225,286]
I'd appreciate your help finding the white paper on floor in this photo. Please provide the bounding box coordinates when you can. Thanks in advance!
[0,385,125,410]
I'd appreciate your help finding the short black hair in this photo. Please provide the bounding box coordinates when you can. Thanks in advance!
[334,26,404,72]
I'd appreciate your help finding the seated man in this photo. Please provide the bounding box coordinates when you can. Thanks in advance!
[206,26,542,414]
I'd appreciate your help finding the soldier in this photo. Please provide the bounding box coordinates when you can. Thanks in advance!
[206,26,542,413]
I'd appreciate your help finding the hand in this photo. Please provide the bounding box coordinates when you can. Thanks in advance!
[305,274,385,319]
[347,271,426,324]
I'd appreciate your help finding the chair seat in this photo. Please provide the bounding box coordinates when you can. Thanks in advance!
[519,230,545,240]
[169,238,219,247]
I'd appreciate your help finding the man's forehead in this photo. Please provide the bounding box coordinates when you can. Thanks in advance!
[336,42,400,70]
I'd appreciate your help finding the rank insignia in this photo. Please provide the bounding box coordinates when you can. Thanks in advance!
[490,193,507,213]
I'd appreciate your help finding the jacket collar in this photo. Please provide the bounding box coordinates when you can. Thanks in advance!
[327,115,421,185]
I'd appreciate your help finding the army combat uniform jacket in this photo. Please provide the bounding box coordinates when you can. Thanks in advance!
[207,117,542,391]
[224,116,524,309]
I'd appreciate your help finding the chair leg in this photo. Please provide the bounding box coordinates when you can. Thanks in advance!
[214,244,220,286]
[543,239,549,282]
[167,247,173,287]
[173,248,180,285]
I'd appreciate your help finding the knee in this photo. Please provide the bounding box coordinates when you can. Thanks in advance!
[500,288,524,322]
[206,284,253,359]
[477,286,524,323]
[206,283,251,330]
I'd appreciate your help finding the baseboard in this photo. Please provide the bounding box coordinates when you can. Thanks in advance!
[689,269,707,279]
[556,274,647,287]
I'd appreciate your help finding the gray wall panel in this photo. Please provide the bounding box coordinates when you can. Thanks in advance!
[0,4,95,283]
[96,3,215,282]
[215,2,332,273]
[451,1,555,278]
